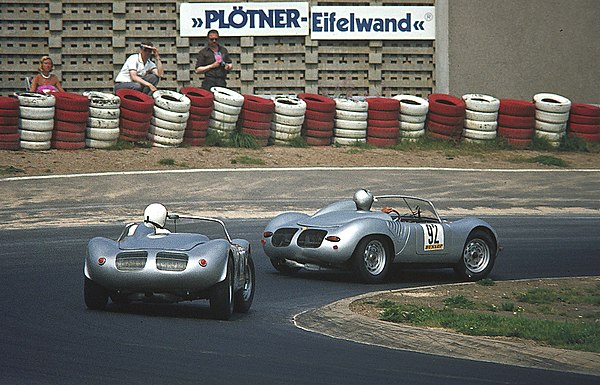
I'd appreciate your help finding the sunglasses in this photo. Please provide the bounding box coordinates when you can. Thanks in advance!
[209,38,218,41]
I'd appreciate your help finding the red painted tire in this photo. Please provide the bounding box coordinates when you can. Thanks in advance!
[428,94,466,117]
[243,95,275,113]
[427,120,462,137]
[0,96,19,110]
[568,132,600,142]
[497,126,534,139]
[297,93,336,113]
[304,136,331,146]
[189,104,213,118]
[0,125,18,134]
[240,109,272,123]
[366,136,397,147]
[366,97,400,112]
[569,114,600,125]
[183,128,208,138]
[54,92,89,112]
[116,89,154,113]
[0,133,20,142]
[186,118,210,131]
[304,109,335,122]
[54,108,89,123]
[568,123,600,134]
[120,117,150,133]
[504,138,532,149]
[0,141,20,150]
[53,130,86,142]
[427,130,459,142]
[368,109,399,121]
[119,133,143,142]
[570,103,600,117]
[303,118,335,131]
[241,127,271,139]
[183,136,207,146]
[180,87,214,108]
[241,119,271,130]
[427,111,464,126]
[368,126,400,139]
[120,106,153,123]
[51,140,86,150]
[367,119,400,128]
[119,127,146,141]
[0,116,18,126]
[497,114,535,129]
[499,99,535,116]
[0,108,19,118]
[54,120,86,133]
[303,129,333,138]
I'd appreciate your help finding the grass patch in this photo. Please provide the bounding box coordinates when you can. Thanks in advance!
[230,155,265,165]
[106,139,152,150]
[158,158,176,166]
[229,131,261,149]
[286,136,308,148]
[0,165,25,175]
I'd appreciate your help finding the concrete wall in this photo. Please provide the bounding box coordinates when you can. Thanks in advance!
[446,0,599,104]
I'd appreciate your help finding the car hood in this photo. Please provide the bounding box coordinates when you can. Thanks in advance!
[297,210,387,227]
[119,233,209,251]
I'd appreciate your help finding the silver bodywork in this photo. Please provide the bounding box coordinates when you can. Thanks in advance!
[86,215,251,303]
[263,194,499,273]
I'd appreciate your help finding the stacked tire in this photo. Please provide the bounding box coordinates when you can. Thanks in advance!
[533,93,571,147]
[298,93,336,146]
[568,103,600,142]
[393,94,428,142]
[15,92,55,150]
[209,87,244,138]
[239,95,275,146]
[270,96,306,145]
[148,90,191,148]
[333,97,368,145]
[496,99,536,148]
[426,94,466,141]
[366,97,400,147]
[0,96,20,150]
[84,92,121,149]
[117,89,154,142]
[53,92,89,150]
[181,86,214,146]
[461,94,499,143]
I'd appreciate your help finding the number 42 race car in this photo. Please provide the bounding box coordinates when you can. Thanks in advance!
[262,189,500,283]
[85,204,255,320]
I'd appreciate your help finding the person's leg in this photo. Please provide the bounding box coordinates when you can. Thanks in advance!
[114,82,143,92]
[141,74,159,95]
[201,77,220,91]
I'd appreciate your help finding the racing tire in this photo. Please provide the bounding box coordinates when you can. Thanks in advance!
[233,256,255,313]
[461,94,500,113]
[533,93,571,113]
[116,89,154,113]
[427,94,466,117]
[335,118,368,130]
[210,87,244,107]
[242,94,275,113]
[392,94,429,116]
[84,91,121,109]
[84,277,109,310]
[304,136,331,146]
[499,99,535,116]
[297,93,336,113]
[274,96,306,116]
[14,92,56,108]
[333,137,366,146]
[54,92,89,112]
[0,96,19,110]
[89,107,120,120]
[366,136,397,147]
[213,100,242,115]
[351,236,391,284]
[336,109,368,121]
[465,109,497,122]
[454,230,496,281]
[270,257,301,275]
[570,103,600,117]
[18,106,55,120]
[210,259,234,320]
[334,97,368,112]
[366,97,399,112]
[180,86,214,108]
[153,90,190,113]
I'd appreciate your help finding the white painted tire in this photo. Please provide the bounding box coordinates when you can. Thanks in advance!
[273,96,306,116]
[461,94,500,113]
[20,140,51,150]
[208,119,237,132]
[392,94,429,116]
[210,109,239,123]
[465,109,498,122]
[399,129,425,138]
[89,106,120,119]
[333,137,366,145]
[271,122,302,134]
[210,87,244,107]
[400,121,426,131]
[153,90,191,113]
[271,130,301,140]
[335,109,368,121]
[464,119,498,131]
[535,129,564,141]
[84,91,120,109]
[535,110,569,124]
[149,124,185,139]
[399,113,427,123]
[147,132,183,146]
[533,93,571,113]
[335,118,368,130]
[463,128,497,140]
[151,116,187,131]
[86,127,120,141]
[19,118,54,132]
[535,120,567,133]
[334,128,367,139]
[14,92,55,107]
[272,112,305,126]
[334,97,368,112]
[85,138,117,149]
[153,106,190,123]
[88,117,119,129]
[19,129,53,142]
[18,106,55,120]
[213,100,242,115]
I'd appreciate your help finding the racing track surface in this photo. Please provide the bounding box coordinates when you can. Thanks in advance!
[1,217,600,384]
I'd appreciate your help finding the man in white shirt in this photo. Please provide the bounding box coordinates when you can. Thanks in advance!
[115,41,164,95]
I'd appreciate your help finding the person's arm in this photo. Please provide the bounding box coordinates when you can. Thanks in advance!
[151,47,164,78]
[53,75,65,92]
[195,61,220,74]
[29,75,39,92]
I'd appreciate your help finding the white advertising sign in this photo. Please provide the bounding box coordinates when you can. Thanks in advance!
[180,2,310,37]
[311,6,435,40]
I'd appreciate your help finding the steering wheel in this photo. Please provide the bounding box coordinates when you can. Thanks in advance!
[384,208,402,221]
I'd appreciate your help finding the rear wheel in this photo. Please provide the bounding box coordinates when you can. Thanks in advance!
[455,230,496,281]
[270,257,301,275]
[210,259,234,320]
[84,277,109,310]
[352,236,391,284]
[234,256,255,313]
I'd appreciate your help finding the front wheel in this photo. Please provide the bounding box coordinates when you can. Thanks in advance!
[210,259,234,320]
[84,277,109,310]
[455,230,496,281]
[234,256,255,313]
[351,236,391,284]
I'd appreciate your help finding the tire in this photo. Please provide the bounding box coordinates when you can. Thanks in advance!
[334,128,367,139]
[210,259,234,320]
[270,257,301,275]
[149,124,185,139]
[533,93,571,113]
[400,121,425,131]
[399,129,425,138]
[570,103,600,117]
[18,106,55,120]
[271,122,302,134]
[210,86,244,107]
[89,106,120,119]
[463,128,497,140]
[153,90,191,113]
[333,137,366,146]
[368,126,399,139]
[461,94,500,113]
[535,120,567,133]
[351,236,391,283]
[334,97,368,112]
[86,138,118,148]
[367,119,399,128]
[213,100,242,115]
[0,96,19,110]
[0,116,19,126]
[497,126,534,139]
[392,94,429,116]
[211,109,239,123]
[427,94,466,117]
[366,97,399,112]
[86,127,120,141]
[335,118,368,130]
[120,106,153,123]
[241,127,270,139]
[297,93,336,112]
[147,132,184,146]
[497,114,535,129]
[454,230,496,281]
[303,128,332,138]
[274,96,306,116]
[14,92,56,108]
[189,105,213,118]
[116,89,154,113]
[84,277,109,310]
[54,108,89,124]
[427,112,464,126]
[464,119,497,131]
[53,130,86,142]
[241,118,271,131]
[20,140,51,150]
[239,109,272,123]
[151,116,187,131]
[19,118,54,132]
[336,109,368,121]
[20,129,52,142]
[272,112,304,126]
[465,109,497,122]
[535,110,569,124]
[271,129,301,140]
[54,92,89,112]
[208,119,236,132]
[180,86,215,108]
[242,94,275,113]
[84,91,121,109]
[88,117,119,129]
[305,109,335,122]
[568,122,600,134]
[499,99,535,116]
[234,256,255,313]
[303,119,334,131]
[153,105,190,123]
[400,113,427,123]
[368,109,399,120]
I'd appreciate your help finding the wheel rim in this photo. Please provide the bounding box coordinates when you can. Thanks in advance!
[463,238,490,273]
[241,263,253,302]
[363,239,386,276]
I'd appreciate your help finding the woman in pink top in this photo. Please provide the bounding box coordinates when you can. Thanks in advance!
[29,56,65,93]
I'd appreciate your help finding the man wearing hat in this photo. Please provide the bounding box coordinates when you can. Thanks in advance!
[115,41,164,95]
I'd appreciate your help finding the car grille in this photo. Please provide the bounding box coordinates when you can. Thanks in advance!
[297,229,327,248]
[272,228,298,247]
[156,252,189,271]
[116,251,147,271]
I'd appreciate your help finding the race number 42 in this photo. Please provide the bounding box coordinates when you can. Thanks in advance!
[420,223,444,251]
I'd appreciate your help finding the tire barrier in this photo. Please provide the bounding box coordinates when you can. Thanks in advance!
[148,90,191,147]
[461,94,499,143]
[84,92,121,149]
[393,94,429,142]
[270,96,306,145]
[533,93,571,148]
[239,94,274,147]
[15,92,56,150]
[0,96,20,150]
[298,93,336,146]
[116,89,154,142]
[366,97,400,147]
[180,86,213,146]
[52,92,89,150]
[208,87,243,139]
[496,99,536,149]
[333,97,368,145]
[426,94,466,141]
[567,103,600,142]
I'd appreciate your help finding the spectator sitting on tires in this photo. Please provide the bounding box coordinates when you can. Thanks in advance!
[194,29,232,90]
[30,55,65,93]
[114,41,164,95]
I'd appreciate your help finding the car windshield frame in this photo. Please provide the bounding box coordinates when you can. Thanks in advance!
[373,195,441,223]
[165,214,233,243]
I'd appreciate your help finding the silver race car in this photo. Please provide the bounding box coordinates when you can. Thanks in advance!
[262,189,499,283]
[85,204,255,320]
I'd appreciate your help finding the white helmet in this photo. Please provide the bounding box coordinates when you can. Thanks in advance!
[353,189,374,211]
[143,203,168,228]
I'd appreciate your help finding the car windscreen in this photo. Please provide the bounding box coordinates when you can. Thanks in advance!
[373,196,440,222]
[164,217,230,240]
